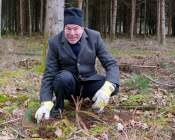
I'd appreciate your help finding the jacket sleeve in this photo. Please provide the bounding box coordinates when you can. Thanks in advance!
[96,33,120,86]
[40,38,60,102]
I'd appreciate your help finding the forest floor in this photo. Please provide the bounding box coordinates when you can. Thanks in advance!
[0,36,175,140]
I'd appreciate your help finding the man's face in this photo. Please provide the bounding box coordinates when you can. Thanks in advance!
[64,24,84,44]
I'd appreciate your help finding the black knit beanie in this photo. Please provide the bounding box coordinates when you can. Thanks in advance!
[64,7,83,26]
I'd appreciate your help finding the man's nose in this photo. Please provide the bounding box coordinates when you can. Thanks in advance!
[69,29,75,35]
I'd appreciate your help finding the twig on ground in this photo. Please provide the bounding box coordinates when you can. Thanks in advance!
[8,126,27,138]
[71,90,90,137]
[79,117,88,132]
[67,128,79,139]
[78,110,119,137]
[71,95,81,129]
[0,118,21,127]
[67,129,89,140]
[143,74,175,88]
[116,105,157,110]
[132,65,157,68]
[122,130,129,140]
[78,110,109,125]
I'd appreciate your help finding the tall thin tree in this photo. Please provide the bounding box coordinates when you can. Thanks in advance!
[157,0,160,42]
[40,0,44,33]
[109,0,118,39]
[0,0,2,38]
[110,0,113,38]
[44,0,64,36]
[130,0,136,40]
[84,0,88,27]
[78,0,83,9]
[168,0,172,36]
[160,0,166,45]
[20,0,24,36]
[144,0,147,35]
[111,0,117,38]
[28,0,32,36]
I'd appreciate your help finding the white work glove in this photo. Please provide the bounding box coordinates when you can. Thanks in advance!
[35,101,54,123]
[92,81,115,112]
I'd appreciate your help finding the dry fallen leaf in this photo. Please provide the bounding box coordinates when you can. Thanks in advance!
[0,136,16,140]
[116,123,124,131]
[114,114,120,121]
[55,128,63,137]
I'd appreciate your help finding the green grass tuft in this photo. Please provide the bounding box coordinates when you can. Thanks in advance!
[126,74,150,92]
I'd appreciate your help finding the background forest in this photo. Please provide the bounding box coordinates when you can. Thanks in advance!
[1,0,175,43]
[0,0,175,140]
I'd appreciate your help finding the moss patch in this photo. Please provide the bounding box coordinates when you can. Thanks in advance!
[126,74,150,93]
[16,94,29,104]
[109,48,156,57]
[89,124,108,136]
[27,100,40,110]
[121,93,152,106]
[0,94,9,103]
[168,104,175,114]
[146,115,168,126]
[3,103,19,113]
[3,69,26,78]
[56,119,76,137]
[0,69,27,86]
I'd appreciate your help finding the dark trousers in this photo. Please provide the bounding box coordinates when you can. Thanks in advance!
[52,70,118,111]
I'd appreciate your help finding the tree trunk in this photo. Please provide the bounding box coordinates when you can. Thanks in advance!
[144,0,147,35]
[123,2,131,34]
[110,0,113,38]
[20,0,24,36]
[16,0,20,34]
[11,0,16,33]
[160,0,166,45]
[172,0,175,36]
[168,0,172,36]
[28,0,32,36]
[119,4,122,33]
[40,0,44,33]
[157,0,160,42]
[104,2,109,38]
[84,0,88,27]
[112,0,117,38]
[104,6,108,38]
[139,2,142,35]
[9,0,12,33]
[134,14,137,35]
[168,14,172,36]
[78,0,83,9]
[0,0,2,38]
[99,0,103,34]
[130,0,136,40]
[44,0,64,36]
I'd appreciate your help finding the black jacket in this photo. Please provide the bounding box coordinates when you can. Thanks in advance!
[40,28,120,101]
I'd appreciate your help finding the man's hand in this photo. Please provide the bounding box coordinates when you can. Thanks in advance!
[35,101,54,123]
[92,81,115,112]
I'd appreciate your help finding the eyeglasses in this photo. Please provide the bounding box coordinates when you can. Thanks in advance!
[64,26,82,33]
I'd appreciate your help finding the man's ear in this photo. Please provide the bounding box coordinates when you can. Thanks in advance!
[81,27,84,34]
